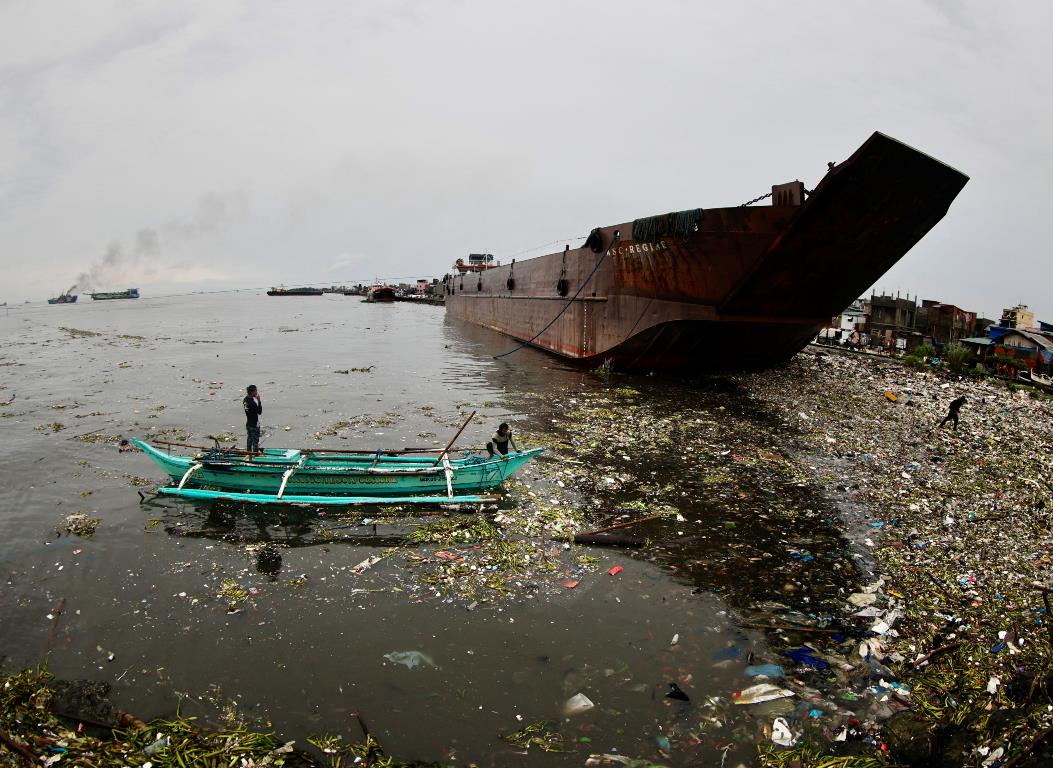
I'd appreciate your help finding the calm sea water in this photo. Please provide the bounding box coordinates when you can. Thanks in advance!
[0,293,859,766]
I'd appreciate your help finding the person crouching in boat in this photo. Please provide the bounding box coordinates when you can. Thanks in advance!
[243,385,263,453]
[486,423,518,458]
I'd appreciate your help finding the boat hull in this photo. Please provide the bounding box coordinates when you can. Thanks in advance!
[444,132,968,373]
[91,289,139,300]
[157,487,500,505]
[133,440,542,497]
[367,287,396,302]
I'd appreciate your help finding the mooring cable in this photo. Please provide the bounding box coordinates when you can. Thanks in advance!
[493,231,621,360]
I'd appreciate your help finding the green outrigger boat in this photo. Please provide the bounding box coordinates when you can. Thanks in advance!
[133,439,544,505]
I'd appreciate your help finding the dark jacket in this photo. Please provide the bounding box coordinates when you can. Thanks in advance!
[491,430,517,455]
[243,396,262,427]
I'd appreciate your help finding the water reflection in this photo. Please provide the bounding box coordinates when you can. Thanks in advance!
[144,498,420,550]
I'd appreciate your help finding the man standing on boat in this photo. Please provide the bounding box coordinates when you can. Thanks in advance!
[243,385,263,453]
[486,422,518,458]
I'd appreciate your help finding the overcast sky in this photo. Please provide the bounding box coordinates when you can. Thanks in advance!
[1,1,1049,321]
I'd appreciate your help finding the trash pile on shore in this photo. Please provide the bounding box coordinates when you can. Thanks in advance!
[503,349,1053,767]
[742,349,1053,766]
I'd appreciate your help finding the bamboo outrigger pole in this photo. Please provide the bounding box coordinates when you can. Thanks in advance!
[434,411,477,466]
[154,439,486,456]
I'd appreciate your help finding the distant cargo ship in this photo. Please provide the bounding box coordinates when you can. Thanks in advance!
[444,132,968,373]
[91,288,139,300]
[47,293,77,304]
[267,286,323,296]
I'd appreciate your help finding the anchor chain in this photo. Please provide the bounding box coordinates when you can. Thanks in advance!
[739,191,773,207]
[740,187,815,206]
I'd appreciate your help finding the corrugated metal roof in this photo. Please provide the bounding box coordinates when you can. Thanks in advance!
[1015,329,1053,352]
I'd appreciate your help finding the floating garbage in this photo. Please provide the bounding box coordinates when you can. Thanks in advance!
[60,512,100,538]
[351,555,382,575]
[383,650,438,670]
[784,646,830,670]
[665,682,690,701]
[563,692,595,717]
[770,716,797,746]
[500,719,567,752]
[732,683,795,705]
[744,663,785,679]
[847,592,878,607]
[144,735,170,755]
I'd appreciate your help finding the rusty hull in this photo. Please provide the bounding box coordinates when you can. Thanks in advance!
[444,132,968,373]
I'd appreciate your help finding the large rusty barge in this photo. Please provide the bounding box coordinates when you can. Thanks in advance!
[443,132,968,373]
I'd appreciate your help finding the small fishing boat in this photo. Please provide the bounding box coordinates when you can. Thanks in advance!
[366,284,396,302]
[133,440,543,505]
[47,293,77,304]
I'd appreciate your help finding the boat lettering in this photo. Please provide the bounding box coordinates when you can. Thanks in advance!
[612,241,667,257]
[303,476,398,485]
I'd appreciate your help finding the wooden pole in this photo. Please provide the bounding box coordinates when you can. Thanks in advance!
[0,728,39,765]
[68,427,106,441]
[578,513,665,537]
[738,622,850,635]
[912,640,963,669]
[434,411,477,465]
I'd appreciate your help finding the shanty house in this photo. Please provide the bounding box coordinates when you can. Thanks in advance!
[987,326,1053,373]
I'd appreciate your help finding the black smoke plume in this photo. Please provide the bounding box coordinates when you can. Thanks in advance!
[71,191,247,292]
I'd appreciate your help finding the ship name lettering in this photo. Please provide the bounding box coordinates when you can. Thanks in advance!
[614,241,667,257]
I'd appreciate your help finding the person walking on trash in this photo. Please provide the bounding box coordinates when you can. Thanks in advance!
[937,395,966,430]
[243,385,263,453]
[486,422,518,458]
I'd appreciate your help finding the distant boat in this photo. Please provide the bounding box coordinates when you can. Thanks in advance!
[91,288,139,300]
[453,253,498,274]
[48,294,78,304]
[366,285,396,303]
[267,286,323,296]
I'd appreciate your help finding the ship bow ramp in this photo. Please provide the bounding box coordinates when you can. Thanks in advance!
[720,132,969,320]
